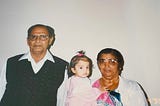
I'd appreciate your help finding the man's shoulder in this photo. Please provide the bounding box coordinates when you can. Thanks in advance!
[6,54,25,67]
[8,54,24,61]
[52,55,69,65]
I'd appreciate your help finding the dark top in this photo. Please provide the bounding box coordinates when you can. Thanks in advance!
[0,54,68,106]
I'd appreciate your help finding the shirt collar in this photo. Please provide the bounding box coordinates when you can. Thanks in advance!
[18,50,55,63]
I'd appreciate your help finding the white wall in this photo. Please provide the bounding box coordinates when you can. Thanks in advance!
[0,0,160,105]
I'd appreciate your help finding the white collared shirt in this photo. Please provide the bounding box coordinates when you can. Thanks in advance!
[19,51,55,73]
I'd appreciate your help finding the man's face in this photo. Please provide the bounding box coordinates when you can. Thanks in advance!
[27,26,53,56]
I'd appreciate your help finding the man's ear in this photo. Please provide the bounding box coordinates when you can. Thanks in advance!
[49,37,55,46]
[27,38,30,46]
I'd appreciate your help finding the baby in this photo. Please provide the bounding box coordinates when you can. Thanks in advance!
[65,50,99,106]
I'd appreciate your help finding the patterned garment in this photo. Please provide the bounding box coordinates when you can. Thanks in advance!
[92,80,123,106]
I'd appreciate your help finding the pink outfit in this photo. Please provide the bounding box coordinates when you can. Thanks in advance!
[65,76,99,106]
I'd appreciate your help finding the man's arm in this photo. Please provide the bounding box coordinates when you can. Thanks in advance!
[0,62,7,101]
[57,67,68,106]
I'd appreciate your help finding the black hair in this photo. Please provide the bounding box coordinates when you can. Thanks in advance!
[27,24,55,37]
[97,48,124,75]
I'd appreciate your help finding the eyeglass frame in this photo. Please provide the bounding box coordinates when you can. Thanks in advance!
[27,34,50,41]
[98,58,118,66]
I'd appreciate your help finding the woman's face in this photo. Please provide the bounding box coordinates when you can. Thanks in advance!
[97,53,119,80]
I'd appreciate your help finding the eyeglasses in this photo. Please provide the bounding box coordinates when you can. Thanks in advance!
[98,58,118,66]
[28,35,49,41]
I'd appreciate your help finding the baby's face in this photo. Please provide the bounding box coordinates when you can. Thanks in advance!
[71,60,90,78]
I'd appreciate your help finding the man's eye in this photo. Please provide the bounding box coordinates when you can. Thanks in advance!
[30,35,36,39]
[41,35,48,38]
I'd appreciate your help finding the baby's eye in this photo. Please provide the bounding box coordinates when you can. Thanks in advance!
[79,67,83,69]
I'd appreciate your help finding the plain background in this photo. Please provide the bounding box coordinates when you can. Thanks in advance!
[0,0,159,105]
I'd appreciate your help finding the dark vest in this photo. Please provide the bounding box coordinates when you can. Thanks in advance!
[0,54,68,106]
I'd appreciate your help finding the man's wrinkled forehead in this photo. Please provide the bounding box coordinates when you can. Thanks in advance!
[31,26,49,35]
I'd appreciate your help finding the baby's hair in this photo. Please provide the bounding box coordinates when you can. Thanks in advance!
[69,50,93,77]
[76,50,85,56]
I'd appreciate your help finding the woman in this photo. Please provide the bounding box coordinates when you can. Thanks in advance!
[92,48,149,106]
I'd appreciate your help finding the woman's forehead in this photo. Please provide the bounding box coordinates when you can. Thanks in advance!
[100,53,116,58]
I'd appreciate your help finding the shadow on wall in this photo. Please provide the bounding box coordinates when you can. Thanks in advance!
[137,82,151,106]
